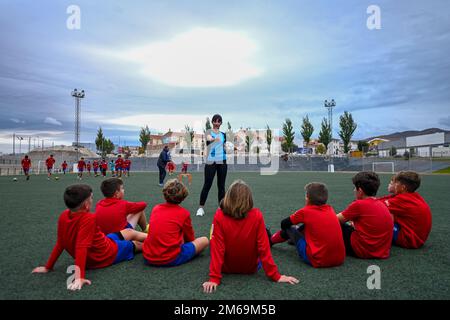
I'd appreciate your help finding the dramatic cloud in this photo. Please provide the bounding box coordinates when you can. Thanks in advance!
[91,27,264,87]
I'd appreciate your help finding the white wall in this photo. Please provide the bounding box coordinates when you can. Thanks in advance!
[407,132,444,147]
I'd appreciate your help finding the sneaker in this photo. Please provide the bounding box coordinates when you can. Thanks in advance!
[158,183,163,187]
[196,207,205,216]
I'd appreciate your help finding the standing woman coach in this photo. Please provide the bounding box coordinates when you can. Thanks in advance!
[196,114,228,217]
[157,145,170,187]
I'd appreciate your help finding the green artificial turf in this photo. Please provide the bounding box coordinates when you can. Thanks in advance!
[1,171,449,300]
[434,167,450,174]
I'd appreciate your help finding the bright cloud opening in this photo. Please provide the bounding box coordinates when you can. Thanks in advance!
[112,28,264,87]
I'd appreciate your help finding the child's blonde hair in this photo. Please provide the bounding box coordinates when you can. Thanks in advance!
[220,180,253,219]
[163,179,188,204]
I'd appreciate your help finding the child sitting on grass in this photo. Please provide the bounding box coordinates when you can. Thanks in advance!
[336,172,393,259]
[143,179,209,267]
[95,178,149,234]
[32,184,147,291]
[271,182,345,268]
[380,171,432,249]
[202,180,299,293]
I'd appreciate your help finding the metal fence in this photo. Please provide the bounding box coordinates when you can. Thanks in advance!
[1,154,449,176]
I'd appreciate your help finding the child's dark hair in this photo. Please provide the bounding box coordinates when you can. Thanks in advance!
[220,180,253,219]
[101,178,123,197]
[394,171,421,192]
[163,179,189,204]
[64,184,92,210]
[352,171,380,196]
[305,182,328,205]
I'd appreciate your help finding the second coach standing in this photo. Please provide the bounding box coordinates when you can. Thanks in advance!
[157,145,170,187]
[197,114,228,217]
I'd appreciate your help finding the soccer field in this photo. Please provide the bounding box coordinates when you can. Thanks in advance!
[1,171,449,300]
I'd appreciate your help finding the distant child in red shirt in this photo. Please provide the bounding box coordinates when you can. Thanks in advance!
[270,182,345,268]
[115,155,124,178]
[93,160,99,177]
[101,159,108,177]
[166,161,176,175]
[21,155,31,181]
[337,172,393,259]
[45,154,56,180]
[123,158,131,177]
[202,180,299,294]
[77,157,86,180]
[32,184,147,291]
[61,161,68,175]
[143,179,209,267]
[86,161,92,176]
[380,171,432,249]
[178,162,192,185]
[95,178,148,234]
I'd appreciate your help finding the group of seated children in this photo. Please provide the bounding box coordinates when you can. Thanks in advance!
[33,170,431,293]
[270,171,432,268]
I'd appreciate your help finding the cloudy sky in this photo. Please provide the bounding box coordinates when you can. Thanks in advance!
[1,0,449,153]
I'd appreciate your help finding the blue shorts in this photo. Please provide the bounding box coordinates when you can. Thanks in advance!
[393,223,400,244]
[23,168,29,174]
[295,237,312,266]
[116,167,123,171]
[47,168,53,173]
[107,233,135,264]
[78,168,84,172]
[125,222,134,229]
[146,242,197,267]
[125,168,130,171]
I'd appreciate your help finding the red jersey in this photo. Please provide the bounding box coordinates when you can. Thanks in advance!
[123,159,131,169]
[181,163,188,173]
[143,203,195,265]
[166,162,175,171]
[21,158,31,169]
[77,160,86,170]
[61,162,68,169]
[382,193,432,248]
[342,198,393,259]
[44,210,118,279]
[95,198,147,234]
[93,161,99,169]
[45,157,55,168]
[115,158,124,168]
[208,208,281,285]
[290,205,345,267]
[101,161,108,169]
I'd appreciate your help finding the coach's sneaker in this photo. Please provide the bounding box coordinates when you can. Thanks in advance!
[196,207,205,217]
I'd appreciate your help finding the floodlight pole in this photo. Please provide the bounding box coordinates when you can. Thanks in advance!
[324,99,336,164]
[71,89,85,161]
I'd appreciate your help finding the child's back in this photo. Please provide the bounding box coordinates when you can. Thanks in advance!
[384,192,431,248]
[292,204,345,267]
[143,202,194,264]
[210,207,279,279]
[53,209,117,269]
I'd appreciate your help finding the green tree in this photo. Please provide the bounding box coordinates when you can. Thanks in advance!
[358,140,369,153]
[205,117,212,132]
[184,125,195,154]
[139,125,151,154]
[95,127,105,155]
[316,143,327,155]
[266,124,272,153]
[390,146,397,156]
[338,111,357,154]
[282,119,295,153]
[245,128,253,153]
[103,139,115,155]
[301,115,314,147]
[318,118,332,151]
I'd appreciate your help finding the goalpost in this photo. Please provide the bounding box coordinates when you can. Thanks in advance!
[372,161,395,173]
